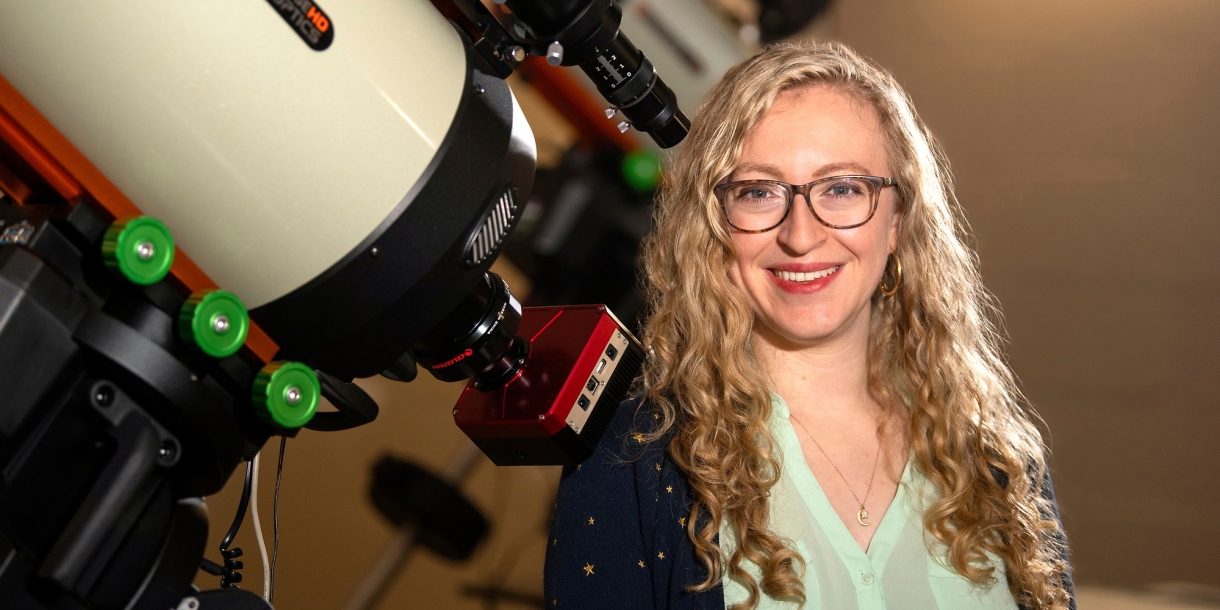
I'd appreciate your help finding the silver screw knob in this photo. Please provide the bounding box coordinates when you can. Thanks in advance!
[212,314,230,334]
[136,241,155,260]
[617,121,630,133]
[604,107,617,119]
[508,45,526,62]
[286,386,302,405]
[546,41,564,66]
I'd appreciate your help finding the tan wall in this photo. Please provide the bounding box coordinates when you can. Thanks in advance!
[808,0,1220,588]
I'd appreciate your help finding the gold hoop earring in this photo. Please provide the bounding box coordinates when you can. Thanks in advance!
[879,252,903,297]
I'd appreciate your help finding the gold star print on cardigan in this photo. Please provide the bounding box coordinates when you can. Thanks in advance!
[633,432,645,442]
[678,517,686,527]
[543,400,748,609]
[666,485,673,493]
[584,563,595,576]
[588,517,594,525]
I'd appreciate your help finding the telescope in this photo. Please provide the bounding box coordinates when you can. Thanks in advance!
[0,0,686,608]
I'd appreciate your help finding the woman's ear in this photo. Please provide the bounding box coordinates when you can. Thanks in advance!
[887,205,902,252]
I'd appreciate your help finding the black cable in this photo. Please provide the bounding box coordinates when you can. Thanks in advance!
[270,435,286,603]
[216,459,254,588]
[222,460,254,552]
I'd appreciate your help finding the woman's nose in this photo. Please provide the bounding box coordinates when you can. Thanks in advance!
[776,194,828,253]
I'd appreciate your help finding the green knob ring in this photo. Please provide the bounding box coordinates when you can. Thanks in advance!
[179,290,249,358]
[102,216,175,285]
[252,361,320,429]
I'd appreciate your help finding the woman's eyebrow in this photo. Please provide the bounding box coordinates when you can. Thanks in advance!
[730,162,784,180]
[812,161,872,178]
[730,161,873,181]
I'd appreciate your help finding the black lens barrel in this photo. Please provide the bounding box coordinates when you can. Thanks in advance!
[414,272,525,386]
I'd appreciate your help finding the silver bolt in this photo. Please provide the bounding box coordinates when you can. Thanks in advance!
[286,386,302,405]
[546,41,564,66]
[617,121,630,133]
[538,414,546,420]
[212,314,230,334]
[604,107,617,119]
[508,45,526,62]
[136,241,155,260]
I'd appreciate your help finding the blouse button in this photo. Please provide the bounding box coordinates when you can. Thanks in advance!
[860,573,875,586]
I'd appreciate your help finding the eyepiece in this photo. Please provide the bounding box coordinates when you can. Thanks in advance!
[504,0,690,148]
[578,31,689,149]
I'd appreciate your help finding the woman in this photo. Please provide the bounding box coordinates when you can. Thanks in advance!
[544,40,1073,610]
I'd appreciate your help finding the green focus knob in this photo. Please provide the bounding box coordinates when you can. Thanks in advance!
[252,361,320,429]
[179,289,249,358]
[102,216,175,285]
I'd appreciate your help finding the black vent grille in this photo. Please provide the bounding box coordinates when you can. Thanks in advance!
[581,342,644,445]
[463,186,517,267]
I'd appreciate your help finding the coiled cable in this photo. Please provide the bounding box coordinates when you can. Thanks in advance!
[214,459,254,588]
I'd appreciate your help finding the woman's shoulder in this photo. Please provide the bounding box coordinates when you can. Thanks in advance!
[559,396,674,492]
[545,397,721,609]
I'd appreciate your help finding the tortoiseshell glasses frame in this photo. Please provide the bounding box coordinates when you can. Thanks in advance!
[713,175,898,233]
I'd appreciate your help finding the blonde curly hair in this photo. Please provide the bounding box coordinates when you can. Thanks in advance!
[638,39,1071,609]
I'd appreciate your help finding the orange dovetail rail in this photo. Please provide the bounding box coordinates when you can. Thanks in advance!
[0,74,279,363]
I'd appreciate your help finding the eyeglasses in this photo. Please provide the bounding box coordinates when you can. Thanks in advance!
[713,175,898,233]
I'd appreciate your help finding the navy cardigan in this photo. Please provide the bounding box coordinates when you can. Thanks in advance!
[543,399,1075,610]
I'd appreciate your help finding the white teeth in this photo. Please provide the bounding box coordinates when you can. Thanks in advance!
[773,266,840,282]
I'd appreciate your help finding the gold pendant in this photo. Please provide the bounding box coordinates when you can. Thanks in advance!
[857,507,871,527]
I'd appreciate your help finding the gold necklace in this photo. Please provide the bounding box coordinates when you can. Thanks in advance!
[790,414,881,527]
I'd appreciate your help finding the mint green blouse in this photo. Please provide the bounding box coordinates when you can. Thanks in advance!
[720,395,1018,610]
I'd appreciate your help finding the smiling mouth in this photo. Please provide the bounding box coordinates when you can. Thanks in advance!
[770,266,841,282]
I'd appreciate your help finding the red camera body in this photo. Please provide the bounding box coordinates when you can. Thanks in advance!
[452,305,644,466]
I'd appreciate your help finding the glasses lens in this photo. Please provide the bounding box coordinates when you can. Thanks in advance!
[810,177,875,227]
[723,182,790,231]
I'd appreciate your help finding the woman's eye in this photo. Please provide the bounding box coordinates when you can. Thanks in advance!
[746,189,772,199]
[824,182,863,197]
